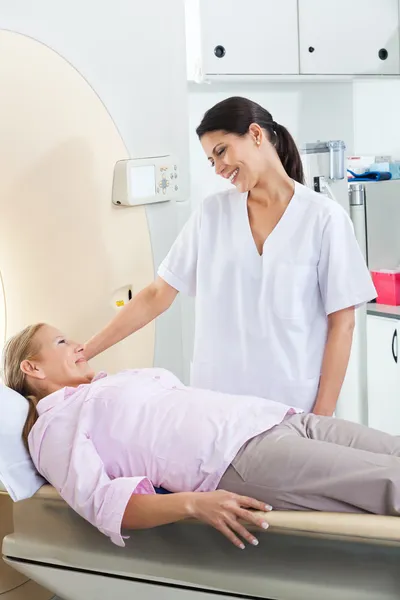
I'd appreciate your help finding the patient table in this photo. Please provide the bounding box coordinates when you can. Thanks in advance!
[0,491,52,600]
[2,486,400,600]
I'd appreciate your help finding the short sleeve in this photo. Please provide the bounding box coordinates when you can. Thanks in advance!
[157,204,202,297]
[318,203,377,315]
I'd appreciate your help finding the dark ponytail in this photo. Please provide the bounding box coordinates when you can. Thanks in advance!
[273,122,304,184]
[196,96,304,184]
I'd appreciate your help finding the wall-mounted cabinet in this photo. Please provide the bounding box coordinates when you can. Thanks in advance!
[200,0,299,76]
[196,0,400,80]
[299,0,400,76]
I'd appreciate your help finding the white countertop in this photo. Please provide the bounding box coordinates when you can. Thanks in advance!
[367,303,400,319]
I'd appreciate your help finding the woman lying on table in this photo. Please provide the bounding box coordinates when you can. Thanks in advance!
[3,323,400,550]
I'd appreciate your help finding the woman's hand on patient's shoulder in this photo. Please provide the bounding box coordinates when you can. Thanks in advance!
[82,343,91,361]
[186,490,271,549]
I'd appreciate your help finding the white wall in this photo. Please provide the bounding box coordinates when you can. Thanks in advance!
[354,79,400,156]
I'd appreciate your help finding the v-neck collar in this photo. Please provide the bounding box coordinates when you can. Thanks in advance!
[238,181,302,272]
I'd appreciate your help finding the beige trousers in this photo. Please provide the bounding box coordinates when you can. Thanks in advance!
[218,413,400,515]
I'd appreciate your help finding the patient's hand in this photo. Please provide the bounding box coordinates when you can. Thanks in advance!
[186,490,271,549]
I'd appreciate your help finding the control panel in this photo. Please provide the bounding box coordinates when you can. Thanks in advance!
[112,155,181,207]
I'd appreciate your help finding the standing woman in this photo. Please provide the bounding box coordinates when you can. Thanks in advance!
[84,97,376,415]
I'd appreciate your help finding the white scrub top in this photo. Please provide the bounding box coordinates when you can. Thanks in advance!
[158,182,376,412]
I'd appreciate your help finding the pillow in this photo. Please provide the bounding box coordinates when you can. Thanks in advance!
[0,385,45,501]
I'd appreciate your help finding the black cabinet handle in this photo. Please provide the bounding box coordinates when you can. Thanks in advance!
[392,330,398,364]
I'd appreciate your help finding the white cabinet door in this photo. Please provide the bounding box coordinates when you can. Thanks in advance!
[200,0,299,75]
[299,0,400,75]
[367,315,400,435]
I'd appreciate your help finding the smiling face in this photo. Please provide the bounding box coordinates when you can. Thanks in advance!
[20,324,95,394]
[200,124,276,193]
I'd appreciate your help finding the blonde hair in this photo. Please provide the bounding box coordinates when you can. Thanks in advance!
[2,323,46,449]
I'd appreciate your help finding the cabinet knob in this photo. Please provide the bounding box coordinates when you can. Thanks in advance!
[214,45,226,59]
[308,46,315,53]
[379,48,388,61]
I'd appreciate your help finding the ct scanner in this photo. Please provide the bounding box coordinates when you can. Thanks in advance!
[2,2,400,599]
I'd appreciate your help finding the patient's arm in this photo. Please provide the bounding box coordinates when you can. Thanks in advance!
[84,277,177,360]
[40,430,270,549]
[39,431,154,547]
[123,490,271,549]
